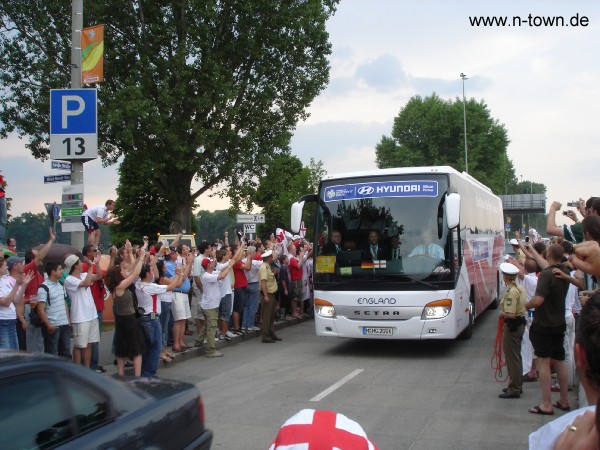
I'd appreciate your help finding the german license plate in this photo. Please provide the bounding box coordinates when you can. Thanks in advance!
[362,327,393,336]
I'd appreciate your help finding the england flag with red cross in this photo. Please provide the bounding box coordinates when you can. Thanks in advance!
[268,409,378,450]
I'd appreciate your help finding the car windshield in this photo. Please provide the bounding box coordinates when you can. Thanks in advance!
[314,174,455,287]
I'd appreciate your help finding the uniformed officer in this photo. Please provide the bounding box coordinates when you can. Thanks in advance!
[498,262,528,398]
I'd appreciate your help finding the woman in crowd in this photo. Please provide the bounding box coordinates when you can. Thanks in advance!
[104,247,147,376]
[156,259,177,360]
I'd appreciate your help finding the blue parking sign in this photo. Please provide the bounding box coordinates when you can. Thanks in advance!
[50,89,98,160]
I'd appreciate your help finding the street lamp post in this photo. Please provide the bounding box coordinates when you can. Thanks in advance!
[460,73,469,173]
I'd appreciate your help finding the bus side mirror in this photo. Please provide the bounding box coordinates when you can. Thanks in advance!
[446,193,460,229]
[290,201,305,233]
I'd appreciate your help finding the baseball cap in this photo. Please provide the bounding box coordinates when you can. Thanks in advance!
[262,250,273,259]
[201,258,211,268]
[64,254,80,273]
[509,239,519,246]
[6,256,24,271]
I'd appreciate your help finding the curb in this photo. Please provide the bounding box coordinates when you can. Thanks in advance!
[106,315,312,375]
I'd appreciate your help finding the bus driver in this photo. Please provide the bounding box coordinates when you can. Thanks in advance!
[408,229,445,260]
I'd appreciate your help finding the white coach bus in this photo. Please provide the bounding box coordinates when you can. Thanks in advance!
[291,166,504,340]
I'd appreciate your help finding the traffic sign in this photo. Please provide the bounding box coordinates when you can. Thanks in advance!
[51,161,72,171]
[49,89,98,160]
[236,213,265,223]
[60,184,85,232]
[243,223,256,234]
[44,174,71,183]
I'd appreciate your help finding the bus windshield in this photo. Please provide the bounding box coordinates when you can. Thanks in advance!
[314,174,455,287]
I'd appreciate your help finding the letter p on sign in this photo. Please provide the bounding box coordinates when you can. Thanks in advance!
[61,96,86,129]
[50,89,98,160]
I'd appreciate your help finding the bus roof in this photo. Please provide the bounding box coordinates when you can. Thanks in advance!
[321,166,494,195]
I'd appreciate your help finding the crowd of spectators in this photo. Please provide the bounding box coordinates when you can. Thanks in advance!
[0,213,314,380]
[497,196,600,448]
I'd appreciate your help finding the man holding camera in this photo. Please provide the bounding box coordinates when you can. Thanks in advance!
[546,198,597,244]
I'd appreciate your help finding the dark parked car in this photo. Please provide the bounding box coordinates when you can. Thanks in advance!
[0,351,213,450]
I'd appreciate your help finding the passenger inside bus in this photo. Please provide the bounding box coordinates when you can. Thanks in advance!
[362,230,388,261]
[387,235,402,261]
[408,228,445,260]
[321,230,344,254]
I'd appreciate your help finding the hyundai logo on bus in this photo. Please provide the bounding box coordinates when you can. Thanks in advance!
[324,181,438,202]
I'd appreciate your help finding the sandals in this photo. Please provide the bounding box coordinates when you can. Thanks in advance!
[160,354,172,362]
[529,405,554,415]
[553,401,571,411]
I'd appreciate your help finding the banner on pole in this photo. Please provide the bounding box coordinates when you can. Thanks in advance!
[81,25,104,84]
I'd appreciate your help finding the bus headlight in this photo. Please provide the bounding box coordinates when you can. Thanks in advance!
[421,299,452,320]
[315,298,336,318]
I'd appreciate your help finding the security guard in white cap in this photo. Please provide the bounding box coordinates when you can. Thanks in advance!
[498,262,527,398]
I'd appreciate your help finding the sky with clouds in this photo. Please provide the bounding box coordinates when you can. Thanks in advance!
[2,0,599,228]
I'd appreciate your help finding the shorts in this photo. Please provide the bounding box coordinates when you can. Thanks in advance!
[219,294,232,320]
[72,319,100,348]
[529,323,566,360]
[171,292,192,321]
[233,287,246,314]
[290,279,302,302]
[81,215,99,233]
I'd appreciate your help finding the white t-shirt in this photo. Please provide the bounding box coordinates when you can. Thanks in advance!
[135,281,167,315]
[520,273,538,301]
[564,270,579,318]
[216,263,232,297]
[64,274,98,323]
[201,272,221,310]
[245,259,261,284]
[0,275,17,320]
[82,205,108,222]
[528,405,595,449]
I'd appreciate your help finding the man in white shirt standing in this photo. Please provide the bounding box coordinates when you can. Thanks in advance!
[80,199,120,248]
[63,253,102,367]
[199,257,232,357]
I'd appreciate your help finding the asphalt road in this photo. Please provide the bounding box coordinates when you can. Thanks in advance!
[128,308,580,450]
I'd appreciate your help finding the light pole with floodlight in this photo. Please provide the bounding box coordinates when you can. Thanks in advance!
[460,73,468,174]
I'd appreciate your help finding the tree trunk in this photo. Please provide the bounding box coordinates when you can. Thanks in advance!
[167,173,195,233]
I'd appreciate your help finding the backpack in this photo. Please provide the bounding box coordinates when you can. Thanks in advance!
[29,284,51,328]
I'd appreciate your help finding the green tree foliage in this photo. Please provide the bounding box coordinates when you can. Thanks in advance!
[0,0,339,232]
[109,155,172,245]
[5,213,51,251]
[375,94,526,195]
[253,156,325,238]
[194,210,237,245]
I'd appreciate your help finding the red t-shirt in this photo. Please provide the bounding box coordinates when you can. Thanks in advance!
[289,257,303,281]
[24,261,44,300]
[82,262,106,311]
[232,260,248,289]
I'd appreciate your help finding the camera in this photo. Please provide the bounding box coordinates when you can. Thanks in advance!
[567,201,579,207]
[562,211,569,216]
[525,236,529,243]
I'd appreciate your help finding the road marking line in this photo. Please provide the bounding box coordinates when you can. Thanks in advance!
[310,369,364,402]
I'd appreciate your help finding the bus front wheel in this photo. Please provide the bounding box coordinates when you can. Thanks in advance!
[459,295,475,340]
